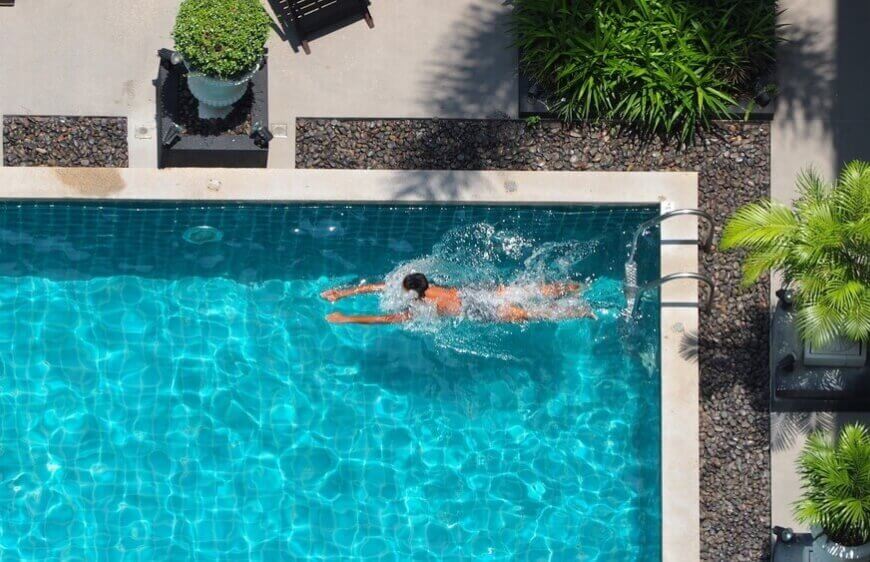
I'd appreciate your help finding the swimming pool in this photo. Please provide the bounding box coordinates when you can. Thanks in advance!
[0,199,664,561]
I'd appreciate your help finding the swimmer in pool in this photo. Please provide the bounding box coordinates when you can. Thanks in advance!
[322,273,596,325]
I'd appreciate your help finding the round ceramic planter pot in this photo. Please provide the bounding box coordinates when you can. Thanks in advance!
[812,526,870,561]
[184,59,261,119]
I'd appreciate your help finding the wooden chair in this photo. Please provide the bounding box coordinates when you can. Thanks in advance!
[276,0,373,54]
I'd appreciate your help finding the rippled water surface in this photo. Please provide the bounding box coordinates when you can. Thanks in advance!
[0,203,661,561]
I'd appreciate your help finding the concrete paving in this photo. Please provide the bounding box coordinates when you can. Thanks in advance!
[0,0,517,168]
[770,0,870,532]
[772,0,870,203]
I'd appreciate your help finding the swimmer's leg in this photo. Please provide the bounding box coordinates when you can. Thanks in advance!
[498,305,532,322]
[497,304,597,323]
[495,282,582,298]
[538,282,583,298]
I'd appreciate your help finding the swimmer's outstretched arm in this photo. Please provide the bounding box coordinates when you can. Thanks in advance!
[321,283,386,302]
[326,311,411,325]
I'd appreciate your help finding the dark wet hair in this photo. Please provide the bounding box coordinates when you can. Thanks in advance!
[402,273,429,298]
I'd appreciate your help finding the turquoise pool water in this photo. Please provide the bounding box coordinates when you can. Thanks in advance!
[0,203,661,561]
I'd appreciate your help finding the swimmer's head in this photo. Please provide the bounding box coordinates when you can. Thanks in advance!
[402,273,429,299]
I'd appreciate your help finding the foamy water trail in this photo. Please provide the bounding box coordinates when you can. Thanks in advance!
[374,222,628,359]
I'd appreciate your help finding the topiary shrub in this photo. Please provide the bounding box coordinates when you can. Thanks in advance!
[173,0,272,79]
[795,424,870,546]
[512,0,779,140]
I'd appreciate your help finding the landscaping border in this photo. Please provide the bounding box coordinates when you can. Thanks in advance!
[2,116,128,167]
[296,117,772,562]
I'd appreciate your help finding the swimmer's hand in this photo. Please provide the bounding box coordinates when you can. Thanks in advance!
[326,312,352,323]
[321,289,342,302]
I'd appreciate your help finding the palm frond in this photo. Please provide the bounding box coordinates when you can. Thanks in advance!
[720,201,798,250]
[724,163,870,345]
[826,280,866,311]
[795,424,870,544]
[740,247,790,285]
[796,167,829,206]
[796,303,842,347]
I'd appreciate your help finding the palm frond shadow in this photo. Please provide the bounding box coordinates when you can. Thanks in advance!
[775,25,835,136]
[391,118,524,200]
[418,2,516,119]
[392,2,516,200]
[679,330,699,364]
[771,411,836,453]
[698,300,769,409]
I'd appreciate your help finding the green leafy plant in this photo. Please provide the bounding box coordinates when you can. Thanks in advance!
[173,0,272,79]
[721,161,870,346]
[795,424,870,546]
[525,115,542,127]
[511,0,779,140]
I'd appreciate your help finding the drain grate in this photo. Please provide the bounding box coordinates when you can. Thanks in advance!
[183,225,223,245]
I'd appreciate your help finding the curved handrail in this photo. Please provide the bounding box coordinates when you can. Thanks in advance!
[639,272,715,311]
[628,209,714,263]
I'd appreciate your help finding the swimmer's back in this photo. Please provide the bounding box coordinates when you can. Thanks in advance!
[422,285,462,316]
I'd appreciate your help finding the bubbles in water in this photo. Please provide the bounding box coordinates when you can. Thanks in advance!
[519,239,601,283]
[376,222,617,360]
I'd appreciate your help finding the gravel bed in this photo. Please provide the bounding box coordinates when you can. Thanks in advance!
[3,115,128,167]
[297,118,771,562]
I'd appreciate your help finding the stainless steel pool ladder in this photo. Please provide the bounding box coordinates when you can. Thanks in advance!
[624,209,716,314]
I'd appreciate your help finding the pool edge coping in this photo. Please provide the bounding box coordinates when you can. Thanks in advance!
[0,167,700,562]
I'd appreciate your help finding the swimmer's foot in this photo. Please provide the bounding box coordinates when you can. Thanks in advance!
[563,304,597,320]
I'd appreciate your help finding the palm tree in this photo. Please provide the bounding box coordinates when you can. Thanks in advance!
[794,423,870,546]
[721,161,870,347]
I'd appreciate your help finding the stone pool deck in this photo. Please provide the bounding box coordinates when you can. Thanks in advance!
[0,0,516,168]
[770,0,870,538]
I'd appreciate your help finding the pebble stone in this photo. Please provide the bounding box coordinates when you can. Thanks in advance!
[3,115,128,167]
[296,118,772,562]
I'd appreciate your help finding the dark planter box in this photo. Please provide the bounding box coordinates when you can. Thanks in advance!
[156,50,270,168]
[519,69,775,121]
[770,296,870,412]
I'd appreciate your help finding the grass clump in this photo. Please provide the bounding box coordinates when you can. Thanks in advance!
[512,0,778,140]
[174,0,272,79]
[795,424,870,546]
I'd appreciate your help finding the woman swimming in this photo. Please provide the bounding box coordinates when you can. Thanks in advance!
[321,273,596,325]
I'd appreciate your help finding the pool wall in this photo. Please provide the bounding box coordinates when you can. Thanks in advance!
[0,167,700,562]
